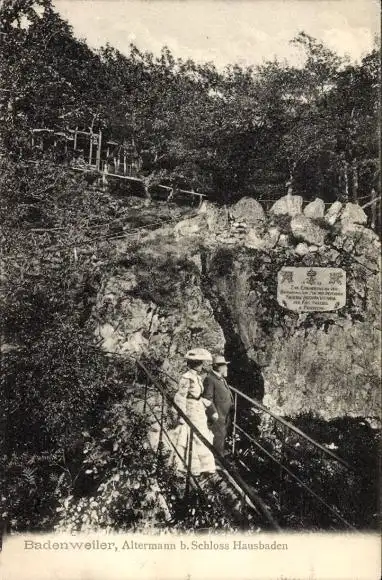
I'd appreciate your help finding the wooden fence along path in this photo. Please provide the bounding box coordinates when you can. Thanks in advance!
[30,127,206,207]
[30,126,380,224]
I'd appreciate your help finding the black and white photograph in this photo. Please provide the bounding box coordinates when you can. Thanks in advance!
[0,0,380,578]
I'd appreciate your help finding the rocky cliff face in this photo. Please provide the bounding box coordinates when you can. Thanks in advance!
[93,227,225,387]
[94,195,381,422]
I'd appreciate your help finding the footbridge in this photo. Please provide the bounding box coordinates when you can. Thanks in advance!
[119,355,361,532]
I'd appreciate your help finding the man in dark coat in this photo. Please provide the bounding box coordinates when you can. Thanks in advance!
[203,355,234,458]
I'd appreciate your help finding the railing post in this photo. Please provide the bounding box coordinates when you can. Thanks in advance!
[157,392,165,457]
[371,188,377,230]
[185,426,194,498]
[231,392,238,456]
[143,380,148,414]
[278,424,287,511]
[96,130,102,171]
[102,162,109,190]
[89,129,93,165]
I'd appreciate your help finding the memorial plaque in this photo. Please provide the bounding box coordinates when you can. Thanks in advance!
[277,267,346,312]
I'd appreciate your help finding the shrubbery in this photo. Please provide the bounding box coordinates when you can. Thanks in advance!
[0,157,159,532]
[233,411,380,530]
[53,400,171,533]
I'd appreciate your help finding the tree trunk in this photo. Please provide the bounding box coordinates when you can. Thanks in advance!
[286,169,295,196]
[343,160,349,200]
[371,188,377,230]
[352,161,358,203]
[286,160,299,196]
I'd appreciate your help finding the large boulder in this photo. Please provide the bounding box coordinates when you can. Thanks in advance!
[230,197,265,224]
[290,215,327,246]
[340,202,368,226]
[174,214,205,238]
[244,226,280,251]
[270,195,303,217]
[304,198,325,219]
[334,224,381,270]
[325,201,343,225]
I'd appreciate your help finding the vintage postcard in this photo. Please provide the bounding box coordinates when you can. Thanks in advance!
[0,0,380,578]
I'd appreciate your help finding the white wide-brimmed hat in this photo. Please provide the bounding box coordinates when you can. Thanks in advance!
[212,354,230,366]
[185,348,213,362]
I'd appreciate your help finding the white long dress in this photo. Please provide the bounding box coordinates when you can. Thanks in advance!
[171,369,216,475]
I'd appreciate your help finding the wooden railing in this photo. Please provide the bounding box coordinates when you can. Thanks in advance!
[30,127,207,206]
[29,126,380,228]
[227,386,359,530]
[156,368,360,531]
[134,358,280,531]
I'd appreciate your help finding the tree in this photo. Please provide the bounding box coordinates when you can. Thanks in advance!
[263,33,380,202]
[328,48,380,201]
[0,0,109,156]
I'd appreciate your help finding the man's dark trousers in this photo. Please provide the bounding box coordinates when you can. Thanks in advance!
[203,371,233,456]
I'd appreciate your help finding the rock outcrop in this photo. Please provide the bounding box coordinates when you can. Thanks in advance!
[94,237,225,385]
[340,202,368,225]
[94,195,381,422]
[325,201,343,225]
[229,196,265,224]
[204,242,380,421]
[303,198,325,219]
[290,215,327,246]
[270,195,303,217]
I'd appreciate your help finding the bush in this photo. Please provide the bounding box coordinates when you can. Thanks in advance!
[233,411,380,530]
[53,400,171,532]
[0,156,140,531]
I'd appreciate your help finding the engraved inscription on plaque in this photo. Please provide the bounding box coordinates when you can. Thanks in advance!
[277,267,346,312]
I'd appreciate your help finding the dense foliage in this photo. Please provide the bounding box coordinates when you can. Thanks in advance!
[0,155,131,530]
[233,412,380,530]
[0,143,241,531]
[1,1,379,202]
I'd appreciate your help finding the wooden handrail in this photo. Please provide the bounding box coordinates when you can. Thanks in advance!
[228,384,355,472]
[158,367,355,472]
[155,366,359,529]
[361,195,381,210]
[135,358,281,530]
[92,351,361,529]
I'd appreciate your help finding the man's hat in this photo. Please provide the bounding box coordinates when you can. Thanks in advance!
[185,348,212,362]
[212,354,230,366]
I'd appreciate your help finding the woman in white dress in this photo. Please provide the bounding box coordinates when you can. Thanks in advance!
[172,348,218,476]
